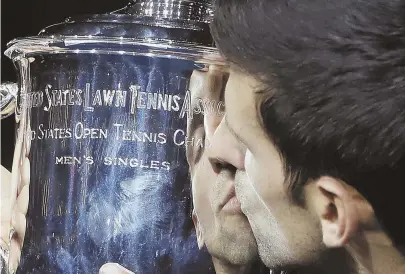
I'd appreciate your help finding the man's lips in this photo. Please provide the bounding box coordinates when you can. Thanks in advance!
[220,185,242,214]
[222,196,242,213]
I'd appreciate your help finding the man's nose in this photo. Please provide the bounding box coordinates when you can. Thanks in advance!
[207,118,245,173]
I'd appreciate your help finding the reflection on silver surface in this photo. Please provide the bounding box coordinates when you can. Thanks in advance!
[113,0,213,22]
[0,82,18,119]
[3,1,224,273]
[12,44,222,274]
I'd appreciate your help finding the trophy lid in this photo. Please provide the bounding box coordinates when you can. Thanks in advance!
[4,0,223,65]
[36,0,214,46]
[114,0,213,21]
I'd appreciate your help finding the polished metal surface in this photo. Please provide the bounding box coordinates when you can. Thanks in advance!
[115,0,214,22]
[4,1,221,273]
[0,82,18,119]
[14,52,217,274]
[35,0,214,45]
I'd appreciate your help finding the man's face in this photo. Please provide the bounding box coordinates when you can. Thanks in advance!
[186,67,259,265]
[220,68,325,268]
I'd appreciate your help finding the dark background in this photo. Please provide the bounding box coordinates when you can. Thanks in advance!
[1,0,131,170]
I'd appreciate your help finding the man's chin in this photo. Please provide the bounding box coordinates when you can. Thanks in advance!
[220,217,258,249]
[212,234,259,266]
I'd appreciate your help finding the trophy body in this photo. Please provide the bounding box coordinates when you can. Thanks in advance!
[1,1,223,273]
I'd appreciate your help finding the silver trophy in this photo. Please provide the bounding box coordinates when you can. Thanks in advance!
[0,1,224,273]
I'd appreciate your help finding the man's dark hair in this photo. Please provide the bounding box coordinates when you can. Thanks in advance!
[211,0,405,252]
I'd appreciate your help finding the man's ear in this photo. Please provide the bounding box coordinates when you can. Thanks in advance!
[192,209,204,249]
[307,177,361,248]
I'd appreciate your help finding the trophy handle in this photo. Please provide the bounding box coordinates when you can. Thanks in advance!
[0,82,18,120]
